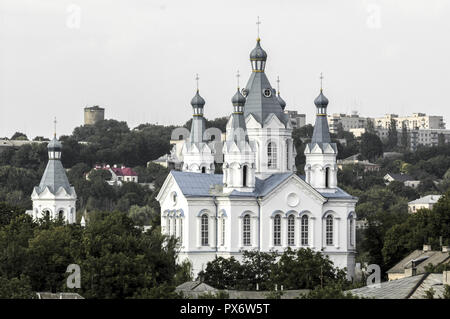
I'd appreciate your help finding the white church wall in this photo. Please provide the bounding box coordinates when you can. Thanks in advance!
[259,178,324,252]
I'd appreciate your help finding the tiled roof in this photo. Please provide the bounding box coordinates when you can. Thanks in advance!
[111,167,137,177]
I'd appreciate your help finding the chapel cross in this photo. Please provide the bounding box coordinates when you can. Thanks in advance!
[195,73,199,91]
[236,70,240,88]
[256,16,261,39]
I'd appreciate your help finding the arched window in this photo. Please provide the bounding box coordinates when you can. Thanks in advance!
[325,167,330,188]
[201,167,206,174]
[287,215,295,246]
[273,215,281,246]
[267,142,277,169]
[58,210,64,220]
[221,218,225,246]
[349,218,354,247]
[326,215,333,246]
[243,165,248,187]
[243,214,251,246]
[43,209,50,218]
[201,214,209,246]
[301,215,309,246]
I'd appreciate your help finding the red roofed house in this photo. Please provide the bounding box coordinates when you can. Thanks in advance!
[90,164,138,186]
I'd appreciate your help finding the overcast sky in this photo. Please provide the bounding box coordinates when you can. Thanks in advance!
[1,0,449,139]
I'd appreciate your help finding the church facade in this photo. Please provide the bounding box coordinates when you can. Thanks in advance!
[157,37,358,279]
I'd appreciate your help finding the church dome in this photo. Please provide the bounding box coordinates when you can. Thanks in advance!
[250,38,267,61]
[231,89,246,106]
[47,136,62,151]
[191,90,206,108]
[277,94,287,110]
[314,90,329,108]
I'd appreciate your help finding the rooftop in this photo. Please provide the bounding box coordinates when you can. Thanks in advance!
[349,273,447,299]
[408,195,442,205]
[387,248,449,275]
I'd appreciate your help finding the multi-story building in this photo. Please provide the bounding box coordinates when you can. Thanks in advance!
[327,112,371,134]
[373,113,445,130]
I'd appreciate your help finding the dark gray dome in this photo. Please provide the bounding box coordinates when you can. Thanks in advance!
[232,89,246,106]
[314,90,329,108]
[191,90,205,108]
[48,136,62,151]
[277,94,287,110]
[250,38,267,61]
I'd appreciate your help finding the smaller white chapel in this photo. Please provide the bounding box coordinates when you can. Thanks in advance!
[157,36,358,279]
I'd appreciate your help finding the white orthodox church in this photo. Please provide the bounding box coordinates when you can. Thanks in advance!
[157,37,358,279]
[27,135,77,224]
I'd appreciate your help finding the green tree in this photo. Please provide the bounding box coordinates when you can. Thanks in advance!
[11,132,28,140]
[360,133,383,162]
[386,118,398,150]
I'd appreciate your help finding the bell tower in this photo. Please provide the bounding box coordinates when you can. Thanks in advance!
[304,74,338,191]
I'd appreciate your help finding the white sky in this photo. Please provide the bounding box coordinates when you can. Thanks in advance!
[1,0,449,138]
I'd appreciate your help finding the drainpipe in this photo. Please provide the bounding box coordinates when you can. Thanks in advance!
[257,197,262,252]
[213,196,218,258]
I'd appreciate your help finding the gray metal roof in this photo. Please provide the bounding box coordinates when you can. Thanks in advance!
[170,171,292,198]
[170,171,355,200]
[36,159,73,195]
[249,38,267,60]
[277,94,286,110]
[314,89,329,108]
[387,249,450,274]
[190,90,205,108]
[243,72,287,126]
[310,115,331,144]
[189,116,207,144]
[232,88,246,106]
[349,274,427,299]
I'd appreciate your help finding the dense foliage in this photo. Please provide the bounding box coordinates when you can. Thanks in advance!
[0,204,190,298]
[198,248,351,291]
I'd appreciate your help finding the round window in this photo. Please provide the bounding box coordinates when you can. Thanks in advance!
[263,88,272,97]
[242,88,249,97]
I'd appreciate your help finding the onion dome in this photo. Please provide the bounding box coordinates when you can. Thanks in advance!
[232,89,246,106]
[48,136,62,151]
[250,38,267,61]
[277,94,287,110]
[190,90,205,108]
[314,89,329,108]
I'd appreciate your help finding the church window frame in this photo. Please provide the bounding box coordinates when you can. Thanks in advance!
[287,215,295,246]
[273,214,281,246]
[267,142,277,169]
[301,215,309,246]
[201,214,209,246]
[326,215,334,246]
[243,214,251,246]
